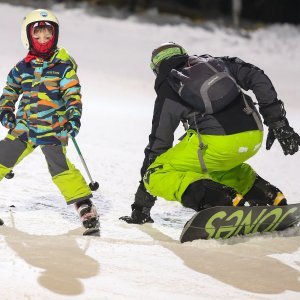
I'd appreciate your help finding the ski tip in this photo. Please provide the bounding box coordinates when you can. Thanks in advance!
[83,228,100,236]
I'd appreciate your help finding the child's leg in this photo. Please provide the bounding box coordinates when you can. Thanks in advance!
[41,145,99,229]
[0,134,35,180]
[40,145,92,204]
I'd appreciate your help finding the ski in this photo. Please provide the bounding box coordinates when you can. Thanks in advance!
[83,227,100,236]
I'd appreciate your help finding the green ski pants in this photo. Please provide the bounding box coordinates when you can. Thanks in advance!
[144,129,263,202]
[0,134,92,204]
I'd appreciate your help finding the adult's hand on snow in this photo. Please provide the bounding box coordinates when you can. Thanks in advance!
[119,210,154,224]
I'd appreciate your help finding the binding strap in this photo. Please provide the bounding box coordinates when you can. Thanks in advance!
[241,92,263,131]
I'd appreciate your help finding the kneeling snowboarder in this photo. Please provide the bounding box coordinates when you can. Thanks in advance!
[120,42,300,225]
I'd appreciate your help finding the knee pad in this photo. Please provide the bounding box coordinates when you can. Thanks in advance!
[181,180,205,211]
[182,180,243,211]
[244,175,287,206]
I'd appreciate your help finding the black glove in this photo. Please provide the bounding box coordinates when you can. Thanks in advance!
[266,119,300,155]
[0,110,16,129]
[63,118,81,137]
[119,182,156,224]
[119,205,154,224]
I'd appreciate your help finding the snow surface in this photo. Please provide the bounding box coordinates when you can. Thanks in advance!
[0,3,300,300]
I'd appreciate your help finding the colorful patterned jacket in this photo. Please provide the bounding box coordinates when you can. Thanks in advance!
[0,47,82,146]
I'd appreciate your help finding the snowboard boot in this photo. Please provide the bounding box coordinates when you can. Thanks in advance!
[181,179,245,212]
[244,175,287,206]
[75,199,100,229]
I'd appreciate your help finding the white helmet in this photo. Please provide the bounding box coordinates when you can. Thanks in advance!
[21,9,59,50]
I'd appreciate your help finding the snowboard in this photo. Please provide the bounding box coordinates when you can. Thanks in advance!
[180,203,300,243]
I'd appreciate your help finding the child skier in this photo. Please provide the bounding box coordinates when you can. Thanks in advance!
[0,9,99,232]
[120,42,300,224]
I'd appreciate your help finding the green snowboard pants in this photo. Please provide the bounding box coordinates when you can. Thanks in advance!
[143,129,263,203]
[0,134,92,204]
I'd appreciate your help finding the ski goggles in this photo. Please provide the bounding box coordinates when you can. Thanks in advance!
[150,47,187,75]
[31,21,54,34]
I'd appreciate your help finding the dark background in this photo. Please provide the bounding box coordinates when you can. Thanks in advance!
[104,0,300,24]
[2,0,300,25]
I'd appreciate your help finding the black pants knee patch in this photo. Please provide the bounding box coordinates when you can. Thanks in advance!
[182,180,235,211]
[182,180,206,211]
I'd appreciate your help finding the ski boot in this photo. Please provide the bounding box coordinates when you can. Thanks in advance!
[244,175,287,206]
[75,199,100,236]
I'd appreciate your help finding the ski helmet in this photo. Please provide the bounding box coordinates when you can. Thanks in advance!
[21,9,59,53]
[150,42,187,75]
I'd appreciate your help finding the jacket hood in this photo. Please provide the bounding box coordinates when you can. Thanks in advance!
[50,47,77,70]
[154,55,188,91]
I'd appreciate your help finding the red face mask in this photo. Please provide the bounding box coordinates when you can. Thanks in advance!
[29,22,56,56]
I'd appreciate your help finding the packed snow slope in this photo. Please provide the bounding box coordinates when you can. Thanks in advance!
[0,3,300,300]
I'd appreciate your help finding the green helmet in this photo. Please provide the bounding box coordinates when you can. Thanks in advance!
[150,42,187,75]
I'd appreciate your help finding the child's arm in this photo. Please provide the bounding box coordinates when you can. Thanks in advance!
[60,66,82,120]
[0,66,23,113]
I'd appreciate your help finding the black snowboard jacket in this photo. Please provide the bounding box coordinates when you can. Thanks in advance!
[140,54,281,178]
